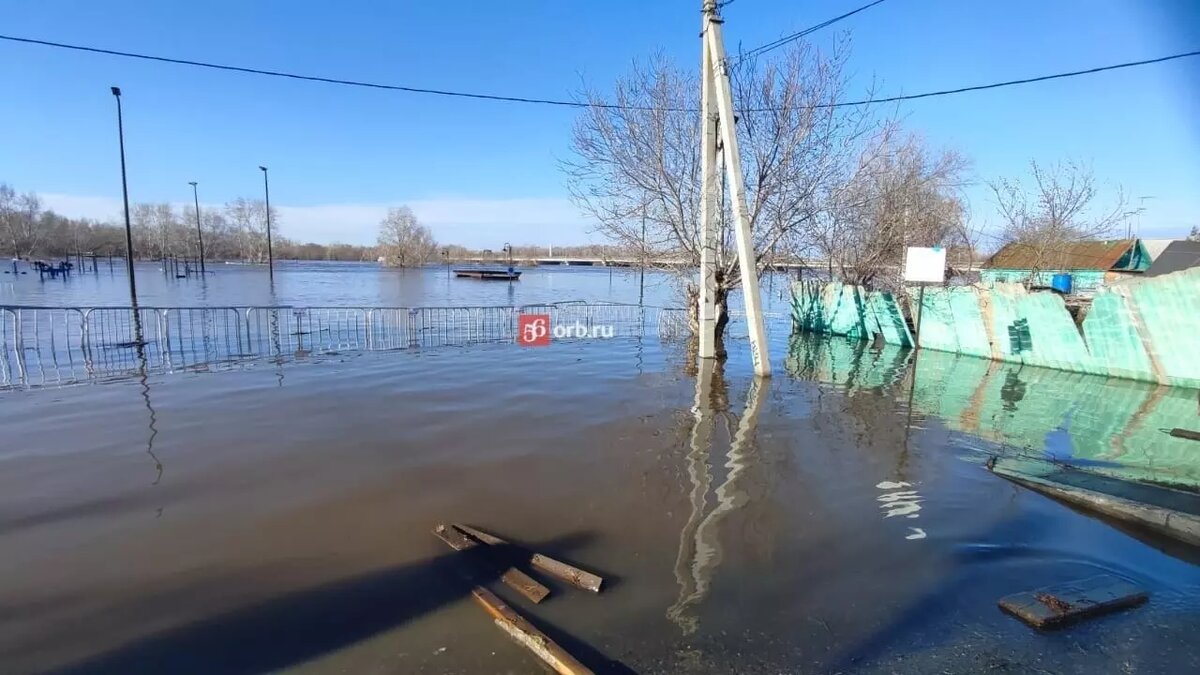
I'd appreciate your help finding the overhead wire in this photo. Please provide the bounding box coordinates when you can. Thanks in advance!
[734,0,890,63]
[1,34,1197,112]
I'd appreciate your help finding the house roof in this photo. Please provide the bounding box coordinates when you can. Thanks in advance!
[1142,238,1176,261]
[1145,240,1200,277]
[984,239,1137,271]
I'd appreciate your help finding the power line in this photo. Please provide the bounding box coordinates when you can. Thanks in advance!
[812,49,1200,109]
[0,34,623,110]
[1,33,1197,112]
[736,0,890,63]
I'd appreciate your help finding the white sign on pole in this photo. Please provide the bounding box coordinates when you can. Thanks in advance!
[904,246,946,284]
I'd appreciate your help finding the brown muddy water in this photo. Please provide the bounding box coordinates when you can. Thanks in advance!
[2,334,1200,674]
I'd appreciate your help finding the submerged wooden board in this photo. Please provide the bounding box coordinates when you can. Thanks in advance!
[432,524,550,603]
[454,524,604,593]
[998,574,1148,629]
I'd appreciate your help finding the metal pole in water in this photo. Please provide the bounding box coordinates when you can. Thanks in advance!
[903,284,926,448]
[259,166,274,281]
[111,86,138,308]
[189,181,206,275]
[640,198,646,306]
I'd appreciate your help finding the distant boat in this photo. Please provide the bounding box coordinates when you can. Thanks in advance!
[454,268,521,281]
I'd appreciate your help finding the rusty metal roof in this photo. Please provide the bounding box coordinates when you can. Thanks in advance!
[984,239,1136,271]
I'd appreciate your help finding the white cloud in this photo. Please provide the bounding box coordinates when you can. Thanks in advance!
[36,193,596,248]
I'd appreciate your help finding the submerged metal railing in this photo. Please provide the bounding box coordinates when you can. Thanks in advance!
[0,303,693,388]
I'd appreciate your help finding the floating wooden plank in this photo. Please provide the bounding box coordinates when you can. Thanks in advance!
[1170,428,1200,442]
[455,524,604,594]
[471,586,593,675]
[998,574,1148,629]
[432,524,549,604]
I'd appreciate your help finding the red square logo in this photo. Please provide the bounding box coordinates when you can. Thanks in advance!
[518,314,551,347]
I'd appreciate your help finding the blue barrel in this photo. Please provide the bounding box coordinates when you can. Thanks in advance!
[1051,272,1073,294]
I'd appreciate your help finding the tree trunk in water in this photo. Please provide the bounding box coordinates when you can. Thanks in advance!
[685,282,730,360]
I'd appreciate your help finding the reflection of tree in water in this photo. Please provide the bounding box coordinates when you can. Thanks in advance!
[667,357,769,634]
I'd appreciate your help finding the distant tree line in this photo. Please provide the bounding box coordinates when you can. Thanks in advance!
[1,181,629,265]
[0,181,384,262]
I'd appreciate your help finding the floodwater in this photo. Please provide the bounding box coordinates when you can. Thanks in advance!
[0,260,796,310]
[3,324,1200,673]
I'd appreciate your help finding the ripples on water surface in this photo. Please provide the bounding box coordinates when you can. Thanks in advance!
[1,272,1199,673]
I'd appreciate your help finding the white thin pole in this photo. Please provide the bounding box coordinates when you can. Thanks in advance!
[706,16,771,376]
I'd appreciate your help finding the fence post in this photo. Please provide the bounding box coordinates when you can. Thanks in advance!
[11,308,26,382]
[407,309,419,348]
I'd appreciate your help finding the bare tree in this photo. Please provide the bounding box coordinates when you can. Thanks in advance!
[224,198,279,262]
[377,206,437,267]
[564,39,887,342]
[814,133,971,289]
[0,183,43,257]
[990,160,1129,276]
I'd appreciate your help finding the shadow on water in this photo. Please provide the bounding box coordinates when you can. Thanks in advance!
[824,513,1054,673]
[52,532,612,675]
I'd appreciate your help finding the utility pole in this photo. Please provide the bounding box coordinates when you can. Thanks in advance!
[700,0,771,376]
[189,181,206,274]
[111,87,138,307]
[259,166,275,280]
[697,1,720,362]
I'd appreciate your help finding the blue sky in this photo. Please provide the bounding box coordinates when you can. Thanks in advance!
[2,0,1198,247]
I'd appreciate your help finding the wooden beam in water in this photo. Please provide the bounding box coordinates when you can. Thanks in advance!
[471,586,594,675]
[432,524,549,603]
[455,524,604,594]
[999,574,1148,629]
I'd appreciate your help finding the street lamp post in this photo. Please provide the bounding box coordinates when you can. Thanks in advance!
[259,166,274,281]
[188,181,206,275]
[111,87,138,306]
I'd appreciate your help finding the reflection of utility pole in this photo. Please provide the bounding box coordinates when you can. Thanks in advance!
[669,359,768,634]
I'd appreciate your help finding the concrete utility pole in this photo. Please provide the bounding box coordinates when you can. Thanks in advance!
[697,1,720,362]
[699,0,771,376]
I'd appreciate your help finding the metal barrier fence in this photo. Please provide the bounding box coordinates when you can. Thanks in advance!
[0,303,693,388]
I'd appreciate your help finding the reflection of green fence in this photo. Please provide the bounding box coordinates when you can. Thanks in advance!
[791,267,1200,388]
[784,335,1200,490]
